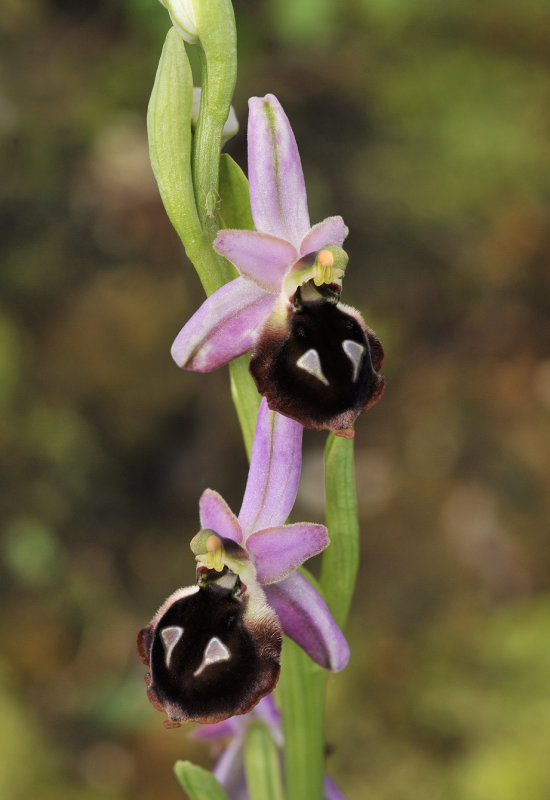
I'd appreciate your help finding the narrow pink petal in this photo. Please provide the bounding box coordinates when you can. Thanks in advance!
[214,230,298,292]
[264,572,350,671]
[190,717,240,741]
[300,216,349,255]
[170,277,274,371]
[255,695,283,746]
[248,94,311,248]
[324,776,348,800]
[247,523,329,584]
[238,398,303,538]
[199,489,243,544]
[212,734,246,790]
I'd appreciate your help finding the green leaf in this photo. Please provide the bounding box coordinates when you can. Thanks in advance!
[174,760,231,800]
[148,28,231,296]
[244,722,286,800]
[321,434,359,628]
[148,29,200,255]
[219,154,254,231]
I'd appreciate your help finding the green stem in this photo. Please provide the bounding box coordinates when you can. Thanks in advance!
[189,0,259,437]
[151,14,359,800]
[279,639,325,800]
[244,723,286,800]
[281,436,359,798]
[148,28,227,297]
[192,47,235,287]
[229,355,261,461]
[191,0,238,286]
[321,434,359,628]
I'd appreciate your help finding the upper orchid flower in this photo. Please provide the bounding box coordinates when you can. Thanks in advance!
[137,400,349,727]
[192,694,347,800]
[171,94,385,438]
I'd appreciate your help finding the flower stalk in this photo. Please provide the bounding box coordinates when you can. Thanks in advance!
[243,722,286,800]
[149,17,259,437]
[190,0,238,232]
[143,1,376,796]
[280,640,326,800]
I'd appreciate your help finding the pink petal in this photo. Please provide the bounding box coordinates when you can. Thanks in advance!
[248,94,311,248]
[254,695,283,746]
[247,523,329,584]
[199,489,243,544]
[214,230,298,292]
[300,216,349,256]
[238,399,303,538]
[324,776,348,800]
[212,734,246,791]
[264,572,350,671]
[190,717,240,741]
[170,277,274,371]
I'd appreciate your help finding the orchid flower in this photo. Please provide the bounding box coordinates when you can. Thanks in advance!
[171,94,385,438]
[192,694,347,800]
[137,399,349,727]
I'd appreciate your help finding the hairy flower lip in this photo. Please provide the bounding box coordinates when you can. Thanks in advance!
[249,297,386,438]
[138,579,282,726]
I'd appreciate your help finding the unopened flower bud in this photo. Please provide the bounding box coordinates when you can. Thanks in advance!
[158,0,198,44]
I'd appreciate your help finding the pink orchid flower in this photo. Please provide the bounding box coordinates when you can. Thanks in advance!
[172,94,385,438]
[137,400,349,727]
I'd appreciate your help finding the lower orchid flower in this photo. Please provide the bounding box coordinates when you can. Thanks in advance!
[171,93,385,438]
[192,694,347,800]
[137,399,349,727]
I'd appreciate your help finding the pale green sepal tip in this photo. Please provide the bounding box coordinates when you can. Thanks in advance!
[174,760,231,800]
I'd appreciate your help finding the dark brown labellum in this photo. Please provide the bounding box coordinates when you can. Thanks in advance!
[250,295,386,436]
[137,582,281,725]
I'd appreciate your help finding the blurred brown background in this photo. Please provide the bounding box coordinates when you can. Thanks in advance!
[1,0,550,798]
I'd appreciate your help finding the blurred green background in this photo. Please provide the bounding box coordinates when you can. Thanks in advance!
[2,0,550,798]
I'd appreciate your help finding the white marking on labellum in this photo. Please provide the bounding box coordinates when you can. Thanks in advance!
[342,339,365,382]
[160,626,184,668]
[193,636,231,677]
[296,348,329,386]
